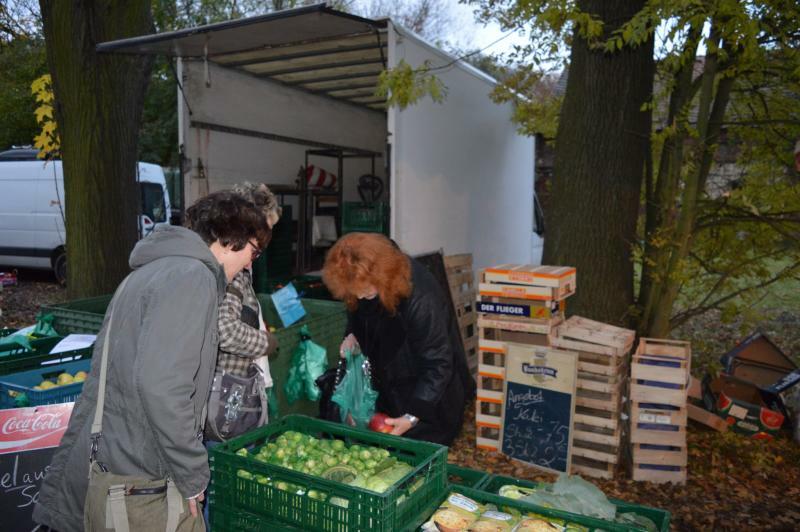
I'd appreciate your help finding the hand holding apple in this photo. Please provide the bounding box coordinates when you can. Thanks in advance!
[368,412,393,433]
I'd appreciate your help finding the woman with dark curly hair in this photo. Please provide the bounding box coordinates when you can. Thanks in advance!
[323,232,475,445]
[33,191,270,532]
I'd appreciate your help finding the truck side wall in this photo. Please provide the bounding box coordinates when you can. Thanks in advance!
[388,25,540,269]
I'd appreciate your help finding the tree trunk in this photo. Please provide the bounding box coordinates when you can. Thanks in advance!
[638,27,736,337]
[543,0,654,326]
[40,0,153,298]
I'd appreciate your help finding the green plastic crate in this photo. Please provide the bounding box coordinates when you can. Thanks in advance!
[41,295,112,334]
[0,338,93,376]
[211,504,306,531]
[342,202,388,235]
[211,496,439,532]
[477,475,671,532]
[446,464,490,489]
[209,415,448,532]
[256,297,346,418]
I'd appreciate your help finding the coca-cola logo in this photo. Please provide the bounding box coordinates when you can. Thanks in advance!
[2,413,65,435]
[0,404,74,455]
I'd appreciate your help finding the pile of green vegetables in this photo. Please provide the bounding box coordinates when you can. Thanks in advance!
[234,430,419,505]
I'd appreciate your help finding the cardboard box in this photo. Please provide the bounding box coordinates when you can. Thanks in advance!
[719,332,799,423]
[720,332,796,386]
[706,374,785,438]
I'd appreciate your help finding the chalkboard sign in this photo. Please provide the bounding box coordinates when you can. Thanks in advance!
[0,403,73,532]
[501,344,577,474]
[1,448,58,531]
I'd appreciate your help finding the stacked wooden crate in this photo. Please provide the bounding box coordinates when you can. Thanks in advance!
[630,338,691,484]
[550,316,636,479]
[474,264,575,451]
[444,254,479,376]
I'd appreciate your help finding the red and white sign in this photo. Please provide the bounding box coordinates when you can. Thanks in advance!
[0,403,74,455]
[305,165,337,188]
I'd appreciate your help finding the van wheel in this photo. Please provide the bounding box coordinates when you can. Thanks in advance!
[53,250,67,286]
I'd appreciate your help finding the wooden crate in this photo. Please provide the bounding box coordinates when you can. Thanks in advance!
[631,338,691,408]
[445,254,478,376]
[483,264,576,300]
[550,316,635,479]
[477,294,563,321]
[572,455,617,479]
[629,338,691,485]
[631,443,687,484]
[475,339,506,451]
[550,316,636,358]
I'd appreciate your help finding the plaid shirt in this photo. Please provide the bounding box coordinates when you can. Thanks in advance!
[217,269,275,377]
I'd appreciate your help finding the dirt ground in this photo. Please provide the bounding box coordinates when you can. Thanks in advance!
[2,269,799,531]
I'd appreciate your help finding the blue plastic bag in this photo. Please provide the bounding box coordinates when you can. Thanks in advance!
[270,283,306,327]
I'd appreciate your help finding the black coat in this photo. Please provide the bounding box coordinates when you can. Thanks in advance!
[347,259,476,445]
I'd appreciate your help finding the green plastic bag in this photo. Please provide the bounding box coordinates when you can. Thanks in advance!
[331,350,378,428]
[284,325,328,404]
[33,313,59,337]
[0,332,31,353]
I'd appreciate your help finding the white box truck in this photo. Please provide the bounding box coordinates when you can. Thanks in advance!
[0,148,171,283]
[98,5,543,271]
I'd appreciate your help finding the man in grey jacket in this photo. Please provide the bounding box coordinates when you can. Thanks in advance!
[32,191,271,532]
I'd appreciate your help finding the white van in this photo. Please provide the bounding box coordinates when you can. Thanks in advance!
[0,148,171,284]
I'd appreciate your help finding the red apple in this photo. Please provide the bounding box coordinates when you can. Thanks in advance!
[368,413,393,433]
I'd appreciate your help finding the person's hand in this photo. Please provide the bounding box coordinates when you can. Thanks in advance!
[339,334,359,358]
[385,416,412,436]
[187,492,204,518]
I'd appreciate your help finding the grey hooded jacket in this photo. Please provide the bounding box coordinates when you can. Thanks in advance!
[32,225,226,532]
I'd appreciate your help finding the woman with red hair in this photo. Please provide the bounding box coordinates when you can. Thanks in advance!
[323,233,475,445]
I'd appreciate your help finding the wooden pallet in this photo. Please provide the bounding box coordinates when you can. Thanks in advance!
[445,254,478,375]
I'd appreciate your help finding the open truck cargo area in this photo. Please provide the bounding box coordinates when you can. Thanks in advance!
[97,3,542,274]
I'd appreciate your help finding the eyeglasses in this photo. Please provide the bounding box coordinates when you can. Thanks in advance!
[247,241,262,262]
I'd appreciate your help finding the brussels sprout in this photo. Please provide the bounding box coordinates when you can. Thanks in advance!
[255,475,269,485]
[235,448,248,457]
[237,469,253,480]
[359,450,372,461]
[331,440,345,451]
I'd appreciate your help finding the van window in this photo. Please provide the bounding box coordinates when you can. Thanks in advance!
[141,182,167,222]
